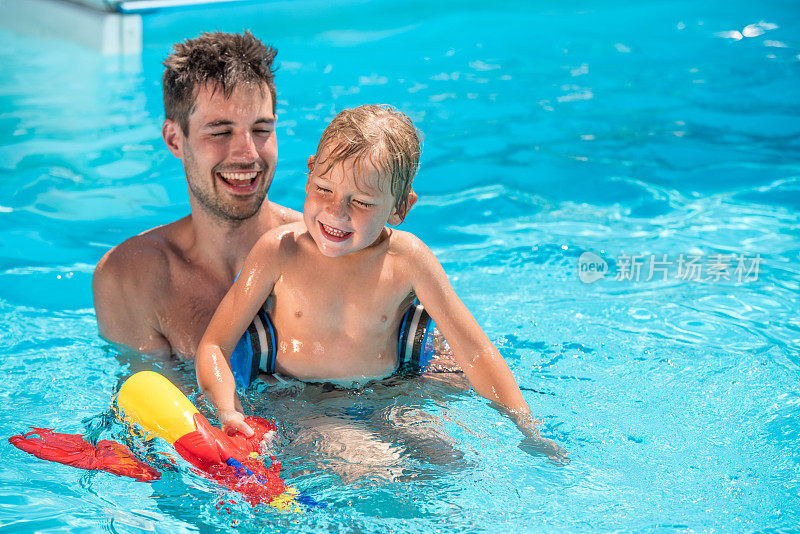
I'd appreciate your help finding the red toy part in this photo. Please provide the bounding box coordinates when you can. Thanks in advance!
[9,416,288,506]
[229,416,278,455]
[174,414,287,505]
[174,414,276,471]
[203,452,287,506]
[9,428,160,482]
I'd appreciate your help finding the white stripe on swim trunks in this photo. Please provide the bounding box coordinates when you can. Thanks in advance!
[272,374,289,384]
[404,305,424,364]
[254,305,270,373]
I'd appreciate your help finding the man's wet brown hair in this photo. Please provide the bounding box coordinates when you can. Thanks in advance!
[162,31,277,135]
[313,105,422,219]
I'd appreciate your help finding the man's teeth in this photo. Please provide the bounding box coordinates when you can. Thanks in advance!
[322,223,350,237]
[219,171,258,183]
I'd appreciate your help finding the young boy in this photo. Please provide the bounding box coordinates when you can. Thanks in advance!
[196,105,564,459]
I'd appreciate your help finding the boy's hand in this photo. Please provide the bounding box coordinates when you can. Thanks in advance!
[218,410,254,438]
[519,435,570,464]
[513,414,570,464]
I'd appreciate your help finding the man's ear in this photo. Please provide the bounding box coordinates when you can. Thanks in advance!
[387,189,418,225]
[162,119,184,159]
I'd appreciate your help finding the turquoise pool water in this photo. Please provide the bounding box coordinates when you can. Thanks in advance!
[1,0,799,531]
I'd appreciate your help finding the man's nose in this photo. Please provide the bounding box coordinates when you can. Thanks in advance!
[230,131,258,162]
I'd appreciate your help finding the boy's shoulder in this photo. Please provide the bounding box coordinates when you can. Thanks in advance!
[386,228,428,256]
[266,220,307,238]
[385,229,443,279]
[254,222,307,253]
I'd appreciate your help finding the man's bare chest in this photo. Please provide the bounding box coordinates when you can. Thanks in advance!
[155,265,230,359]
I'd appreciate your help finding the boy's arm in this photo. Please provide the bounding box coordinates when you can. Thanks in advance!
[195,231,285,436]
[406,236,566,460]
[406,237,529,414]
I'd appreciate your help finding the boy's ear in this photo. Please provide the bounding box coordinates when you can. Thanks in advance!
[307,155,315,175]
[387,189,418,226]
[162,119,184,159]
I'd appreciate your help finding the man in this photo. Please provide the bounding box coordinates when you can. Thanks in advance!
[93,32,299,359]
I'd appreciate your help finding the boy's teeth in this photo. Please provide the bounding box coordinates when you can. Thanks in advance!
[219,171,258,182]
[322,223,349,237]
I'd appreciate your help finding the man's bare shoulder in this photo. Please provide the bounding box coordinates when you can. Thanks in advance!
[94,219,188,293]
[92,219,192,355]
[267,201,303,226]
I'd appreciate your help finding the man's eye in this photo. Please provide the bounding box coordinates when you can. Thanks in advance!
[254,129,272,135]
[210,131,230,137]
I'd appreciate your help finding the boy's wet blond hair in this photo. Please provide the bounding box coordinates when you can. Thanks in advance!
[313,105,422,219]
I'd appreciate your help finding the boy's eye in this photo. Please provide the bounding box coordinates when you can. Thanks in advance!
[353,200,374,208]
[315,186,331,194]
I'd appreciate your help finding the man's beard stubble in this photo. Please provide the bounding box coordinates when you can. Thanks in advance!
[184,149,270,224]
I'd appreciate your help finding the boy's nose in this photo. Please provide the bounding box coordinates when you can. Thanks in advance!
[230,131,258,162]
[326,198,350,220]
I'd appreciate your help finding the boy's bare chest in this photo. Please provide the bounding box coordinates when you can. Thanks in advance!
[270,261,411,379]
[271,256,410,336]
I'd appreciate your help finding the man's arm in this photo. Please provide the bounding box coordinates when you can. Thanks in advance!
[92,238,172,357]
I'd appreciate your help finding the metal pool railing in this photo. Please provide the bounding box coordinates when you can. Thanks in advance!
[63,0,246,13]
[0,0,251,54]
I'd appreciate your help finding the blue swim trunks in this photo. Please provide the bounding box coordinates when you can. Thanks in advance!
[229,303,277,387]
[230,301,437,387]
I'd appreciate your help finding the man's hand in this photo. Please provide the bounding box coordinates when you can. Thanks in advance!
[218,410,254,438]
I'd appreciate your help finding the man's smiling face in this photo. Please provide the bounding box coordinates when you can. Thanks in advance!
[168,82,277,222]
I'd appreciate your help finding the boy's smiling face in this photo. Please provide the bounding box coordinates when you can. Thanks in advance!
[303,149,402,258]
